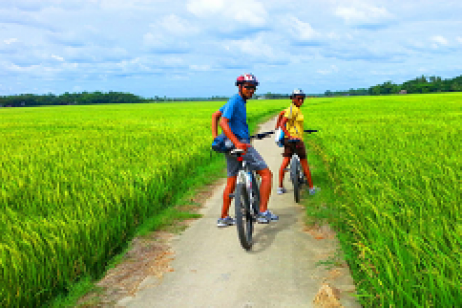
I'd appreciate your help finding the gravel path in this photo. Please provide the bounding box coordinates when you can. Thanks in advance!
[116,116,361,308]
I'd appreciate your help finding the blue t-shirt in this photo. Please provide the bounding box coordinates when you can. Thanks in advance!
[219,94,249,142]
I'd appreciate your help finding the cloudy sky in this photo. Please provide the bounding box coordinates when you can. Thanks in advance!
[1,0,461,98]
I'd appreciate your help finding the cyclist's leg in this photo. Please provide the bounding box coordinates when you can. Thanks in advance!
[279,139,293,188]
[242,146,271,213]
[222,153,240,218]
[256,168,272,213]
[279,157,291,188]
[300,159,314,189]
[296,141,314,188]
[222,176,237,218]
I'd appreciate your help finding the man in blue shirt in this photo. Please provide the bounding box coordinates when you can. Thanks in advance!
[211,73,278,227]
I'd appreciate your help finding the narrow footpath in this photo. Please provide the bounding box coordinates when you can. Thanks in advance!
[116,116,360,308]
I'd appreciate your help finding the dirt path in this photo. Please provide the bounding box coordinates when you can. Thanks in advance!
[89,116,360,307]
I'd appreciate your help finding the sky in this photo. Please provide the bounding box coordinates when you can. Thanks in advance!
[1,0,461,98]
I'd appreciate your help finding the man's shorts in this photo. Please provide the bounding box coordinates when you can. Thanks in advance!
[282,139,307,159]
[225,144,268,177]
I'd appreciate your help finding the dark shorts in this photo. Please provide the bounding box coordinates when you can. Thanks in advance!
[225,144,268,177]
[282,139,307,159]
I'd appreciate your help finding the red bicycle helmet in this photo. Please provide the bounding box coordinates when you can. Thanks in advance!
[235,73,259,86]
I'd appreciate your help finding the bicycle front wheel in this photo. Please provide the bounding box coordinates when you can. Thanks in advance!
[251,172,260,216]
[291,157,301,203]
[234,183,253,250]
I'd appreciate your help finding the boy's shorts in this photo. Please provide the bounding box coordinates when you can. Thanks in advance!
[225,143,268,177]
[282,139,307,159]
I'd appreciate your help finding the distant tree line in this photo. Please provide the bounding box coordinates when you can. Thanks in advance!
[0,91,146,107]
[2,74,461,107]
[0,91,232,108]
[324,74,462,97]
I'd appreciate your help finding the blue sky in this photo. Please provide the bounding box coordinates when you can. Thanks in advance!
[1,0,461,98]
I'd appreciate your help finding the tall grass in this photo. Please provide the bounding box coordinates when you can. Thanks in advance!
[0,100,287,307]
[304,93,461,306]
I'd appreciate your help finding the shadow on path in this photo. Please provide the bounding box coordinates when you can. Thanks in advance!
[248,206,300,254]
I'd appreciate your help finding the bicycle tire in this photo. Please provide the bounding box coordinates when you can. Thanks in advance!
[234,183,253,250]
[251,171,260,216]
[291,157,301,203]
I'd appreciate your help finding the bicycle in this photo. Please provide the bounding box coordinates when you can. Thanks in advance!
[228,131,274,250]
[286,130,318,203]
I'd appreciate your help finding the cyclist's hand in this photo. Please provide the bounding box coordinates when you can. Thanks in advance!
[236,141,251,153]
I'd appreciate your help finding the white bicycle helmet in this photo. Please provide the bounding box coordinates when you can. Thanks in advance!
[290,88,306,99]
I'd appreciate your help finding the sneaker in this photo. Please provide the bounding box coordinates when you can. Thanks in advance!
[309,186,321,195]
[257,210,279,224]
[264,210,279,221]
[257,214,270,224]
[277,187,287,195]
[217,216,236,227]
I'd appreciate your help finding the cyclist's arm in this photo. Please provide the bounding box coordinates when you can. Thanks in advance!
[275,110,285,129]
[280,117,300,140]
[280,117,290,138]
[211,110,222,138]
[219,117,249,151]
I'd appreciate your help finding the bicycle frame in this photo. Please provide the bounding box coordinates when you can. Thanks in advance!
[229,131,272,250]
[236,157,259,217]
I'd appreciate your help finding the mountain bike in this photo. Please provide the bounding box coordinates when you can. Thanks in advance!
[287,130,318,203]
[228,131,273,250]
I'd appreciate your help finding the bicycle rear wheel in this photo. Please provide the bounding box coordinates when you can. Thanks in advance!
[290,157,301,203]
[234,183,253,250]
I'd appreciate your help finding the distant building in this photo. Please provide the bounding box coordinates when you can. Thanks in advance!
[399,90,407,94]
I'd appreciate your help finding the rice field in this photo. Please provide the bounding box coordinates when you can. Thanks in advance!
[1,93,461,307]
[304,93,461,306]
[0,100,287,307]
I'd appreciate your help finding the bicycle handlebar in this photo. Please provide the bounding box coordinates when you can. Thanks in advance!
[250,131,275,140]
[249,129,318,140]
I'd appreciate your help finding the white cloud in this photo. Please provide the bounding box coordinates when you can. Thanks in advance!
[2,0,462,97]
[4,38,19,44]
[143,32,190,53]
[431,35,448,45]
[51,54,64,61]
[189,64,211,71]
[226,35,276,59]
[317,65,339,75]
[162,56,184,66]
[187,0,268,28]
[335,4,393,26]
[187,0,225,16]
[143,15,198,53]
[287,17,318,41]
[156,14,198,36]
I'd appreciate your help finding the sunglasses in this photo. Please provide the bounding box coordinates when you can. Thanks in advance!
[243,85,257,90]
